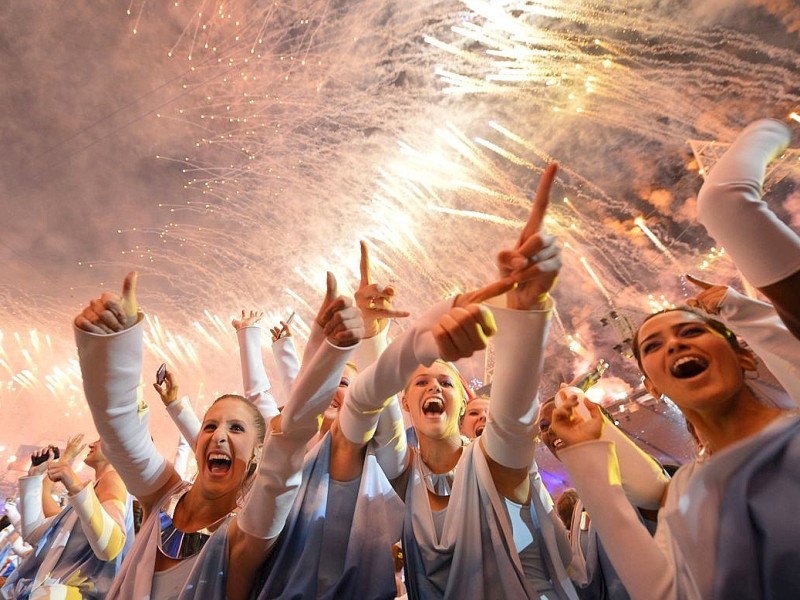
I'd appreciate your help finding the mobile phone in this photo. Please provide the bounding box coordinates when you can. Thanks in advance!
[278,311,296,338]
[156,363,167,386]
[30,445,59,466]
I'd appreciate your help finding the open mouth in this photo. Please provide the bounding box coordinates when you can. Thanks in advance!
[207,452,232,475]
[422,398,445,415]
[670,356,709,379]
[474,425,485,437]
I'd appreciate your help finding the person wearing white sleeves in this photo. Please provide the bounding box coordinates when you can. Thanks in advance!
[685,274,800,407]
[73,271,363,600]
[338,164,586,599]
[2,437,133,599]
[696,117,800,340]
[551,306,800,600]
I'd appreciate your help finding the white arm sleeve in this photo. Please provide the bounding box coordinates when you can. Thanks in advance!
[173,434,193,479]
[481,297,553,469]
[272,336,300,403]
[237,326,279,423]
[338,300,451,447]
[165,395,201,448]
[236,339,355,539]
[716,288,800,407]
[559,441,675,600]
[18,475,47,541]
[75,320,173,498]
[697,118,800,288]
[600,422,669,510]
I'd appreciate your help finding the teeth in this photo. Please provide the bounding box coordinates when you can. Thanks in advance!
[208,453,230,462]
[422,398,445,414]
[670,355,709,378]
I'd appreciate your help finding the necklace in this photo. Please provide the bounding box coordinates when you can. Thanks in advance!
[158,488,231,560]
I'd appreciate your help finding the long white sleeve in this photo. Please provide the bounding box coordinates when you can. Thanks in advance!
[17,475,47,541]
[237,326,279,423]
[173,434,193,479]
[600,422,669,510]
[338,300,451,446]
[165,395,201,448]
[4,501,22,533]
[272,336,300,403]
[697,118,800,288]
[559,440,676,600]
[481,298,552,469]
[715,288,800,406]
[237,338,356,539]
[75,319,172,498]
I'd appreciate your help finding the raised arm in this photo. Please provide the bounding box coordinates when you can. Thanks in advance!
[225,272,364,600]
[687,274,800,407]
[271,320,300,399]
[696,118,800,339]
[154,367,202,447]
[47,460,130,561]
[233,310,280,423]
[552,397,675,600]
[17,449,54,542]
[329,240,410,481]
[74,272,179,512]
[480,163,562,502]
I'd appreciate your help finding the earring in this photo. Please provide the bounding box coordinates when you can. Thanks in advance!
[744,369,759,380]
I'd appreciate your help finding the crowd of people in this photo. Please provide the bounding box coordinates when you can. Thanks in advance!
[1,117,799,599]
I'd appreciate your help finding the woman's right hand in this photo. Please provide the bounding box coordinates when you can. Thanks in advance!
[28,447,55,476]
[551,392,604,447]
[153,368,179,405]
[433,303,497,361]
[315,272,364,348]
[74,271,139,334]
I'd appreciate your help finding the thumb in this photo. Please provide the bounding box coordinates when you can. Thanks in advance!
[325,272,338,304]
[121,271,139,318]
[584,398,602,420]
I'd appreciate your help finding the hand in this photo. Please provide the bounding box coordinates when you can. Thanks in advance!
[316,272,364,347]
[232,309,264,330]
[433,303,497,361]
[74,271,139,334]
[47,461,84,496]
[355,241,411,337]
[685,274,728,315]
[550,392,604,448]
[28,447,54,476]
[62,434,86,464]
[270,320,293,342]
[153,368,179,405]
[496,163,562,310]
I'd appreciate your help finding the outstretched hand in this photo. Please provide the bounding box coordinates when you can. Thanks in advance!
[685,273,728,315]
[74,271,139,334]
[271,320,293,342]
[315,272,364,348]
[454,163,562,310]
[153,368,179,405]
[497,163,562,310]
[433,303,497,361]
[232,309,264,330]
[62,434,87,464]
[550,390,603,448]
[355,241,410,337]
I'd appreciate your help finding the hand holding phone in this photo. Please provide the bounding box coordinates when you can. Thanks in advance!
[156,363,167,386]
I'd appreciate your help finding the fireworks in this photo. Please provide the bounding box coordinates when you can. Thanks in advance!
[1,0,799,462]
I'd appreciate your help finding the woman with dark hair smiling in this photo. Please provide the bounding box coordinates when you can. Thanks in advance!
[551,306,800,600]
